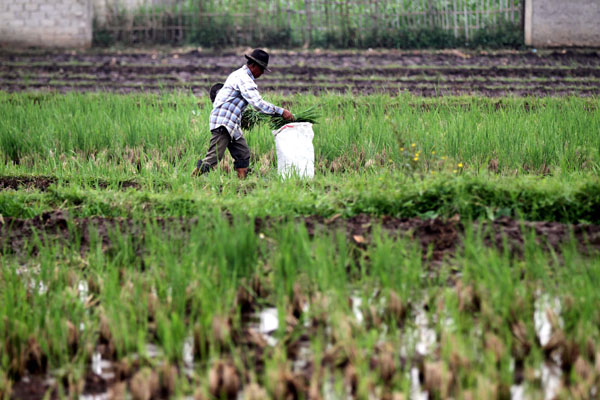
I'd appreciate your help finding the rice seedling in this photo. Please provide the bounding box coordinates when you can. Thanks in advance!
[241,106,320,131]
[268,106,321,130]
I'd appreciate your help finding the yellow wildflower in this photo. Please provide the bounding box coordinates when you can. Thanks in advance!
[453,169,457,173]
[411,143,416,148]
[400,147,404,151]
[431,151,436,155]
[458,163,463,168]
[413,157,419,161]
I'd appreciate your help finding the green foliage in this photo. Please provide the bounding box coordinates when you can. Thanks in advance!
[93,0,524,49]
[188,14,236,48]
[92,24,116,48]
[471,20,524,49]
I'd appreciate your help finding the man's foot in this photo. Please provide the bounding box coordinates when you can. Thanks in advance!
[236,168,248,179]
[192,162,211,177]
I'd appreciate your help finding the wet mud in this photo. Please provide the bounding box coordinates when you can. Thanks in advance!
[10,375,56,400]
[0,176,140,191]
[1,49,599,97]
[2,211,599,259]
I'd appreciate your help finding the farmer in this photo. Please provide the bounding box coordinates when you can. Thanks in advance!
[192,49,294,179]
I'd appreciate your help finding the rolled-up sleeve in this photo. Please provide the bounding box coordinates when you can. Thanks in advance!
[239,80,283,115]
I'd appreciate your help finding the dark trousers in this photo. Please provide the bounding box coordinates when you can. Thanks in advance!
[197,126,250,172]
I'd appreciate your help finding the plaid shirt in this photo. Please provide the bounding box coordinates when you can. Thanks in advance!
[210,65,283,140]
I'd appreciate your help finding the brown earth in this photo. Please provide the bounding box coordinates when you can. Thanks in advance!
[0,176,140,191]
[10,375,56,400]
[1,49,599,97]
[2,210,599,260]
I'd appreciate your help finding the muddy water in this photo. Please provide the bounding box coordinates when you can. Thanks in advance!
[533,293,562,348]
[256,307,279,347]
[509,293,565,400]
[535,293,563,400]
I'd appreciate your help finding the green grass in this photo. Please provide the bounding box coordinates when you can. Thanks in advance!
[1,92,599,173]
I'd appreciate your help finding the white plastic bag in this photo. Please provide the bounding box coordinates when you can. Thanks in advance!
[272,122,315,179]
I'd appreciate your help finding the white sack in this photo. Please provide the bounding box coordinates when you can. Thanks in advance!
[272,122,315,179]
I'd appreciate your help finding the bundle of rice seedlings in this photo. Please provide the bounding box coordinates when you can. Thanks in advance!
[268,106,320,131]
[241,106,320,131]
[241,107,265,130]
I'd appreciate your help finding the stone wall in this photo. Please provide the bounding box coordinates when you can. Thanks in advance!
[0,0,93,48]
[525,0,600,47]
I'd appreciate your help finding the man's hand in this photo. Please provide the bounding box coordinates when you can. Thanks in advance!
[282,109,294,121]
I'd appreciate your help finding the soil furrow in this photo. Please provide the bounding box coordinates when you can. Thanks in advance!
[2,82,598,97]
[4,64,600,79]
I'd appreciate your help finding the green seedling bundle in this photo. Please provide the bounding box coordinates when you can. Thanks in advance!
[241,105,320,130]
[0,91,599,399]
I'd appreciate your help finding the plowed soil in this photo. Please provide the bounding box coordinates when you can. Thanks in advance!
[1,49,599,97]
[2,210,599,259]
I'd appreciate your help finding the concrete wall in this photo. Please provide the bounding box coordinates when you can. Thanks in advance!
[0,0,93,48]
[525,0,600,47]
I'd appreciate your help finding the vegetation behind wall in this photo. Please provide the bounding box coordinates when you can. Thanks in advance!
[93,0,524,49]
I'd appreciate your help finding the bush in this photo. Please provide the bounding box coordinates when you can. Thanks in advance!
[92,20,116,47]
[470,20,524,48]
[188,14,236,48]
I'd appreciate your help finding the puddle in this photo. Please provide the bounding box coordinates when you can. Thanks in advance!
[146,343,162,359]
[351,296,364,324]
[533,292,563,400]
[291,342,312,373]
[91,352,115,381]
[533,293,562,347]
[414,308,437,356]
[322,377,353,400]
[540,362,562,400]
[399,302,437,358]
[183,335,194,377]
[26,279,48,295]
[257,307,279,346]
[510,384,525,400]
[77,280,89,304]
[410,366,428,400]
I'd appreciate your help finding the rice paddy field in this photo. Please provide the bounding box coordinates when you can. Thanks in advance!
[1,48,600,400]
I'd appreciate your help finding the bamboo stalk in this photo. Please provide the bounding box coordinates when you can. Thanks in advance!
[453,0,458,38]
[463,0,469,42]
[305,0,311,47]
[476,0,481,31]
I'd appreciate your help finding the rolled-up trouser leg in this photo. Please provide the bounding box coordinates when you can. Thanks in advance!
[197,126,231,171]
[228,135,251,169]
